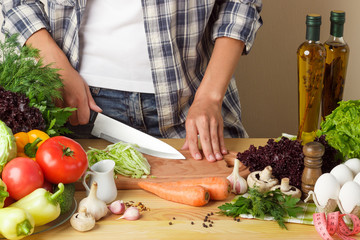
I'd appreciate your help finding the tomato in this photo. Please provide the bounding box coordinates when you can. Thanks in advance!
[42,179,54,192]
[3,196,15,207]
[2,157,44,200]
[36,136,88,184]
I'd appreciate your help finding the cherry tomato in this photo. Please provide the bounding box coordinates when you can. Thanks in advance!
[2,157,44,200]
[36,136,88,184]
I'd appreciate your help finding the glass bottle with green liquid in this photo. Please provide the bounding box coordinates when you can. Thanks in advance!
[297,14,326,144]
[322,10,349,119]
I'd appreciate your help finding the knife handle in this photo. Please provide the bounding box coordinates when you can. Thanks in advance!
[89,110,98,124]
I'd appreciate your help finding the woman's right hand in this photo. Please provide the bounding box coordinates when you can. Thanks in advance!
[25,29,102,125]
[58,68,102,125]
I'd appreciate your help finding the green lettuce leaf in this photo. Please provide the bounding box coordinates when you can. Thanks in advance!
[317,100,360,160]
[0,120,17,173]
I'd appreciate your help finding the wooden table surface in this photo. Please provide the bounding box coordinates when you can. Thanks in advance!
[23,138,359,240]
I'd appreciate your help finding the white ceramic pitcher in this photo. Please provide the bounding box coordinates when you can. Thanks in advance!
[82,159,117,204]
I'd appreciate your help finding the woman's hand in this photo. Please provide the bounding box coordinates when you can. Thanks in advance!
[182,95,227,162]
[26,29,102,125]
[181,37,245,161]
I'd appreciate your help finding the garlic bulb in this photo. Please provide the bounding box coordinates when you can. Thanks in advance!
[227,159,247,194]
[79,182,109,221]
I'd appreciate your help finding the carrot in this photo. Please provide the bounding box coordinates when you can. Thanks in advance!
[138,182,210,207]
[159,177,231,201]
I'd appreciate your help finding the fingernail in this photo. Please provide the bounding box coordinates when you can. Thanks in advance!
[215,153,223,160]
[195,153,202,160]
[221,149,228,154]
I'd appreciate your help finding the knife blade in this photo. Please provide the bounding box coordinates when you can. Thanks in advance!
[89,111,185,159]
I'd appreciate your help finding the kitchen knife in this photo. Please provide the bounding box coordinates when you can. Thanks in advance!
[89,111,185,159]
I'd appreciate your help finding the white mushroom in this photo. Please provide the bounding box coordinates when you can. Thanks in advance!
[270,178,302,199]
[247,166,279,192]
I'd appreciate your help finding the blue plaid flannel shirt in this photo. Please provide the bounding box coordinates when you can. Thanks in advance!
[1,0,262,138]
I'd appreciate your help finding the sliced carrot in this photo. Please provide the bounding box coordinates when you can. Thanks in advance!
[138,181,210,207]
[159,177,231,200]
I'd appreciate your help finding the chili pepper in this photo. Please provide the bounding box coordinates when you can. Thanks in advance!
[14,130,50,159]
[0,179,9,208]
[0,207,34,240]
[10,183,64,226]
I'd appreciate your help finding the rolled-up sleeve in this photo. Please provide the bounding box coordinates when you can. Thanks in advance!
[212,0,262,54]
[1,0,50,45]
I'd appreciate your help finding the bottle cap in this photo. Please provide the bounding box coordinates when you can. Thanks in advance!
[330,10,345,37]
[306,14,322,41]
[330,10,345,24]
[306,14,322,27]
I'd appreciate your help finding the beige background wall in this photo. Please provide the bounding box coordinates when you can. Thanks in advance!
[237,0,360,138]
[1,1,359,138]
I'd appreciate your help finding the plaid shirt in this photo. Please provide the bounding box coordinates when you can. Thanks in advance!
[1,0,262,138]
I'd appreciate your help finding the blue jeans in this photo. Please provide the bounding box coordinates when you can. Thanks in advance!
[66,87,162,139]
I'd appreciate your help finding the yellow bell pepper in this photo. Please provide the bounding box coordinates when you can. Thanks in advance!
[0,179,9,208]
[0,207,34,240]
[10,183,64,226]
[14,130,50,159]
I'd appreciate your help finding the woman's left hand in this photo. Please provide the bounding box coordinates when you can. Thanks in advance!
[181,97,227,162]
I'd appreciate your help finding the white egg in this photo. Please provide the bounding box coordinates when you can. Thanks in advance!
[344,158,360,175]
[353,172,360,185]
[339,181,360,213]
[330,164,354,187]
[314,173,340,206]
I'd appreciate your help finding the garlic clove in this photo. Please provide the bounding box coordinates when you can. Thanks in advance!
[108,200,125,215]
[117,207,140,221]
[227,159,248,194]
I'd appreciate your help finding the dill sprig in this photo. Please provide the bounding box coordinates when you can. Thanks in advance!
[0,34,75,136]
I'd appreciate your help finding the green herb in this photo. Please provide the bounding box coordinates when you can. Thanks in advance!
[0,34,75,136]
[317,100,360,160]
[218,187,303,229]
[86,141,151,178]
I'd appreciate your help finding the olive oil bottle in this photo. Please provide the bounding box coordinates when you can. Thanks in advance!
[321,11,349,119]
[297,14,326,144]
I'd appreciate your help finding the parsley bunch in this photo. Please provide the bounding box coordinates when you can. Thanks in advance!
[0,34,75,136]
[218,187,303,229]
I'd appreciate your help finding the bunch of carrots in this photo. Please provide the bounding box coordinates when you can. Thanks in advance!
[138,177,231,207]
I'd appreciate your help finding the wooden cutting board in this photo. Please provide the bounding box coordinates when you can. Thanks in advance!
[112,150,249,189]
[75,138,251,190]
